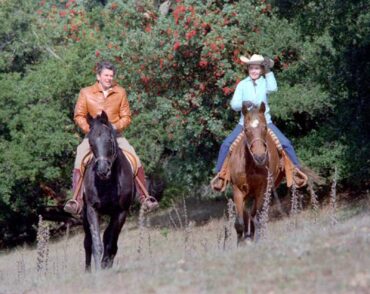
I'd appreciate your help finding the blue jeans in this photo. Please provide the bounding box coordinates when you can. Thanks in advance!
[215,124,243,172]
[268,123,300,167]
[215,123,300,172]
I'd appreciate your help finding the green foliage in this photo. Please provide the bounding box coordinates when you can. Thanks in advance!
[0,0,369,246]
[0,0,42,73]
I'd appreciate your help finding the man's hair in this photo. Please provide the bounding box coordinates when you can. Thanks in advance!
[96,60,116,75]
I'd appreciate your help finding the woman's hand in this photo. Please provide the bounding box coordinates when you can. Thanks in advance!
[262,57,272,73]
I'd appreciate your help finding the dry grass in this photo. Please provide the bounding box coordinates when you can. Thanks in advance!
[0,196,369,294]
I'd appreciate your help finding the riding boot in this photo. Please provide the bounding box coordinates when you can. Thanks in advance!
[282,151,308,188]
[211,155,231,192]
[293,168,308,188]
[64,169,84,215]
[135,167,159,213]
[211,173,225,192]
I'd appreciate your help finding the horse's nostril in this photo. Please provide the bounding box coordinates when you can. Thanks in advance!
[255,155,266,165]
[97,167,110,178]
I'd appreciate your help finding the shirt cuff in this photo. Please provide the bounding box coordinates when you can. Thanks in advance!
[265,72,274,77]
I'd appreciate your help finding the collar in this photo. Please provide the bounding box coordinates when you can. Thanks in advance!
[246,75,264,85]
[92,81,119,93]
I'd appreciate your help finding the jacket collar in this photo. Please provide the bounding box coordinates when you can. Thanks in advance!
[92,81,119,93]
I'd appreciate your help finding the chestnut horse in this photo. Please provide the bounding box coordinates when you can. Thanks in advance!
[83,111,135,271]
[229,101,282,244]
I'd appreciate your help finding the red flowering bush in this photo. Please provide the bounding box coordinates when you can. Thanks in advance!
[31,0,330,186]
[85,0,314,185]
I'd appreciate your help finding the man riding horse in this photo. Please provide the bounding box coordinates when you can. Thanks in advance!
[64,60,159,215]
[212,54,308,191]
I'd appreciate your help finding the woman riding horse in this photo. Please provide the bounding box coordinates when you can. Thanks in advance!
[212,54,307,190]
[64,60,159,215]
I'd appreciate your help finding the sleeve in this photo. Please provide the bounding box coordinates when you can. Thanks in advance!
[265,72,278,94]
[113,89,131,133]
[74,90,90,134]
[264,96,272,119]
[230,82,244,111]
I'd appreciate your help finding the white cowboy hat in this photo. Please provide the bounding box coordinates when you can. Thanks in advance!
[240,54,274,68]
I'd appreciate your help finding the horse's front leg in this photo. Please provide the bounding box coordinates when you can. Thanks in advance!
[243,208,253,241]
[233,186,246,246]
[102,210,127,269]
[83,205,92,272]
[251,186,266,242]
[86,204,103,271]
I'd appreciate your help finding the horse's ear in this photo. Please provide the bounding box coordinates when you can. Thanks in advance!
[242,101,253,115]
[100,111,109,125]
[259,102,266,114]
[87,113,94,127]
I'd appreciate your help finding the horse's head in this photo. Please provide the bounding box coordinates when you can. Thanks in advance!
[87,111,117,180]
[242,101,268,166]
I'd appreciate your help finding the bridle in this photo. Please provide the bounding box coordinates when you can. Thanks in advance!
[92,124,118,167]
[245,135,268,165]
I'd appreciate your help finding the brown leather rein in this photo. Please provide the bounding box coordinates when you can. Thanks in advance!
[244,136,269,164]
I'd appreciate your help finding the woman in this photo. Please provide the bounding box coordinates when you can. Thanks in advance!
[212,54,306,191]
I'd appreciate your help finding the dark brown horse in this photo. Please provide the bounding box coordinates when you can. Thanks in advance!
[229,101,282,244]
[83,111,135,271]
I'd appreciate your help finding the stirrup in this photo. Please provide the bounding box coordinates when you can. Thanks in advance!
[293,168,308,188]
[211,174,226,192]
[64,199,82,215]
[141,196,159,213]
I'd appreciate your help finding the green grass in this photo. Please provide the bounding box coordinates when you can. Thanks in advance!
[0,197,369,294]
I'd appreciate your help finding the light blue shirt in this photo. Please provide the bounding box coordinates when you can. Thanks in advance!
[230,72,278,125]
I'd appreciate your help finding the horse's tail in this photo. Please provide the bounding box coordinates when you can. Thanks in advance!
[301,166,324,186]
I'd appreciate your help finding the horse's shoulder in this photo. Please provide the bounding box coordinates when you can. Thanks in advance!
[229,134,246,168]
[266,132,280,159]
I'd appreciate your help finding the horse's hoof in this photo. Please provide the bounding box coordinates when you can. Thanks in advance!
[101,258,114,269]
[234,217,244,234]
[245,237,253,245]
[237,238,246,247]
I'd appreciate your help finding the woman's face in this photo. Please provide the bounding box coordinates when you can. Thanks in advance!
[248,64,263,80]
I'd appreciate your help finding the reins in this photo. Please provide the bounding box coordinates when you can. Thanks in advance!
[245,136,269,165]
[92,124,118,166]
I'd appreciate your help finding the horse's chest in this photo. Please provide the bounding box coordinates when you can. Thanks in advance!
[94,185,120,208]
[237,172,266,194]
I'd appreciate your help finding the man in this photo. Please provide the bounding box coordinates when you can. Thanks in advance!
[64,60,159,215]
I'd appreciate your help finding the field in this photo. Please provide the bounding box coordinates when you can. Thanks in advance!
[1,195,369,294]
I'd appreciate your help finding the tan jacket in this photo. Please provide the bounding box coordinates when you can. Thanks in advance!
[74,82,131,134]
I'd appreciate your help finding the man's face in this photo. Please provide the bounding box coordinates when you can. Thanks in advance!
[248,64,263,80]
[97,68,114,90]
